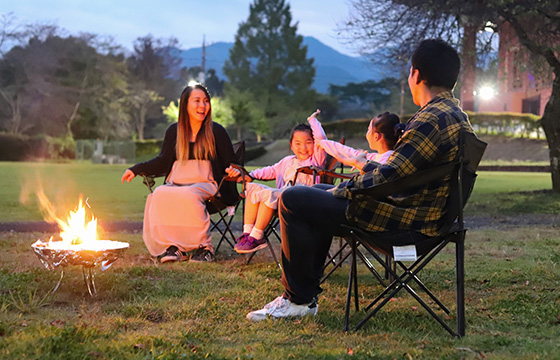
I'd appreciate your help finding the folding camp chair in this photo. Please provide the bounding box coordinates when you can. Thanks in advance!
[139,141,246,255]
[340,130,486,336]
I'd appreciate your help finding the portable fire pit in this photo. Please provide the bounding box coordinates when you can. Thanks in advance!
[30,195,130,296]
[32,239,129,296]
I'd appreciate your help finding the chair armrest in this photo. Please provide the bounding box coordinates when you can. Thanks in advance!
[226,164,253,182]
[350,161,457,199]
[296,165,353,183]
[138,172,166,193]
[225,163,252,198]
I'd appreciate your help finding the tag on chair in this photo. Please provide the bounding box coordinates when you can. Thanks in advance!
[227,206,235,216]
[393,245,417,261]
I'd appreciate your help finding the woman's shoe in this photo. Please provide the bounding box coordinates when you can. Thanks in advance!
[190,248,215,262]
[160,246,189,263]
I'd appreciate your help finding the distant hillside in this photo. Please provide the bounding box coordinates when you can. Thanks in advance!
[177,36,396,93]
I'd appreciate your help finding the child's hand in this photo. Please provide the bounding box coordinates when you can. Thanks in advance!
[225,165,253,183]
[240,174,253,183]
[307,109,320,122]
[352,151,368,171]
[225,166,241,178]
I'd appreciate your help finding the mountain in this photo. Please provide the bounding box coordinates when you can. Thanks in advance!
[176,36,395,93]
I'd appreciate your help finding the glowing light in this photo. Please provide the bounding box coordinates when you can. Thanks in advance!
[479,86,495,100]
[484,21,497,33]
[188,80,200,88]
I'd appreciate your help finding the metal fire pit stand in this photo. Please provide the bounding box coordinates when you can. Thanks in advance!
[47,267,96,297]
[32,241,129,297]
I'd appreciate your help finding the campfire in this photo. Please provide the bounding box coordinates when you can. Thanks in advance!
[31,195,129,296]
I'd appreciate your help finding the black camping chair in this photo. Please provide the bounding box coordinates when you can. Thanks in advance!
[139,141,246,255]
[341,130,487,336]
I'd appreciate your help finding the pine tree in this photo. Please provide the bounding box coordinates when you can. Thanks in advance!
[223,0,315,121]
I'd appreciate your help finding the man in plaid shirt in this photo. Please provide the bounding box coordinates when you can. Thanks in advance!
[247,39,476,321]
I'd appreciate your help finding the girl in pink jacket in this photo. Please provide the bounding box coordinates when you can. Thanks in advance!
[225,110,326,253]
[318,112,404,171]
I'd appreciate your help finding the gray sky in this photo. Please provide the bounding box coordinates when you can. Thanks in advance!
[2,0,358,56]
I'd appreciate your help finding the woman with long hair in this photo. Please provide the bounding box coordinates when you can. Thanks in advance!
[122,83,238,263]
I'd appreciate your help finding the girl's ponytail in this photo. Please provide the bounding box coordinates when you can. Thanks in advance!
[393,123,406,139]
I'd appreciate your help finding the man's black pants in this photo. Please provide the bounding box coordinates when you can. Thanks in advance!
[279,185,350,304]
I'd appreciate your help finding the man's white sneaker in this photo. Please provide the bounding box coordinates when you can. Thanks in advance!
[246,296,318,321]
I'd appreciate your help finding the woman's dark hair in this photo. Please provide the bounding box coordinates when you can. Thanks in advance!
[289,123,313,143]
[372,112,404,150]
[411,39,460,90]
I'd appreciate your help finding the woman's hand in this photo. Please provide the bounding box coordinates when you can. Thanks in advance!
[121,169,135,184]
[307,109,320,122]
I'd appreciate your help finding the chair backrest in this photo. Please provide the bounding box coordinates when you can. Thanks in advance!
[350,129,487,230]
[443,130,487,226]
[232,141,246,167]
[320,137,345,184]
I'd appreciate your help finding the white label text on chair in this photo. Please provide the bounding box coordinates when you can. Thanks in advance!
[393,245,417,261]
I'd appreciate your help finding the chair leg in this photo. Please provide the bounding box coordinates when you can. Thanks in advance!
[356,249,385,286]
[356,239,461,336]
[352,240,359,312]
[212,212,237,253]
[321,242,351,283]
[394,261,451,314]
[266,238,282,270]
[245,251,256,265]
[456,234,466,337]
[344,238,357,331]
[244,219,282,269]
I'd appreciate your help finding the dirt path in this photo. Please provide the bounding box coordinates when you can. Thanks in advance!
[2,214,559,233]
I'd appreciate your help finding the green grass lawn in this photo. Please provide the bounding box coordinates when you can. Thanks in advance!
[1,161,559,359]
[0,161,277,223]
[0,161,558,222]
[466,172,560,216]
[1,228,559,359]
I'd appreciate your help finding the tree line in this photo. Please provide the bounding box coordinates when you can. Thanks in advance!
[2,0,559,192]
[0,1,411,145]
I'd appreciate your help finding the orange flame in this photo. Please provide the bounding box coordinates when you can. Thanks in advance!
[37,191,98,246]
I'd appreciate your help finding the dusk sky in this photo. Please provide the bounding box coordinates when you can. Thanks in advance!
[1,0,358,56]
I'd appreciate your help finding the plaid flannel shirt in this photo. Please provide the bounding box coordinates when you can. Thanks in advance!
[332,91,475,237]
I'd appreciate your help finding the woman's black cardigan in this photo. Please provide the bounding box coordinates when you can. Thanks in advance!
[129,122,239,206]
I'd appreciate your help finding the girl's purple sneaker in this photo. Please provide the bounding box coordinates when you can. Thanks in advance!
[234,235,267,253]
[235,233,249,243]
